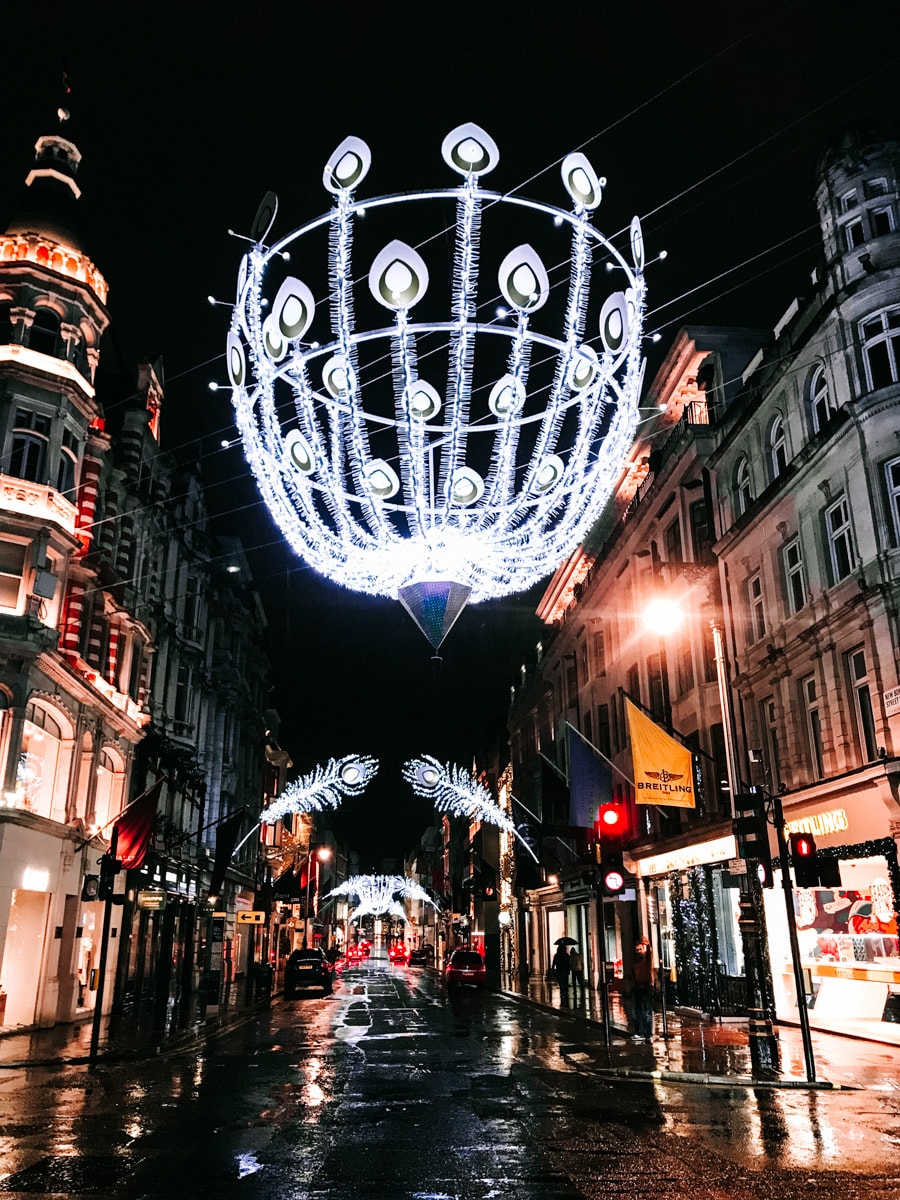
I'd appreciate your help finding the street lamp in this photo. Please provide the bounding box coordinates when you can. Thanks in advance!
[642,600,781,1074]
[305,846,331,947]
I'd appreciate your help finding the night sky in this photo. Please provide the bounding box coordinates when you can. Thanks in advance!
[3,2,898,863]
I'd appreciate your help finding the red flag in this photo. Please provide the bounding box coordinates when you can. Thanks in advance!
[113,778,163,870]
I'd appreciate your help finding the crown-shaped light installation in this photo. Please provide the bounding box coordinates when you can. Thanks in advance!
[228,124,648,647]
[403,754,538,862]
[327,874,438,924]
[259,754,378,825]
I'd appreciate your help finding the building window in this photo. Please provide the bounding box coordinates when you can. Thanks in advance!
[841,189,859,213]
[886,457,900,543]
[173,664,193,725]
[583,710,593,747]
[861,308,900,391]
[760,697,783,792]
[676,638,694,696]
[29,308,61,357]
[598,704,611,760]
[689,498,713,562]
[769,415,787,479]
[865,178,889,199]
[18,702,66,820]
[845,219,865,250]
[825,494,854,583]
[56,428,79,497]
[847,647,878,763]
[802,675,825,779]
[594,628,606,677]
[647,653,666,720]
[626,663,641,705]
[664,518,682,564]
[783,537,806,613]
[872,207,894,237]
[735,457,753,517]
[0,539,27,611]
[9,408,51,483]
[809,365,835,433]
[748,573,766,642]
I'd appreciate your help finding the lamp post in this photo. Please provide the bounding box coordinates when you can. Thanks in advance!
[643,599,779,1074]
[305,846,331,947]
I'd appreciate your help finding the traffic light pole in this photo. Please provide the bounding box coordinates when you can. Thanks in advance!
[770,789,816,1082]
[89,826,118,1066]
[595,885,612,1046]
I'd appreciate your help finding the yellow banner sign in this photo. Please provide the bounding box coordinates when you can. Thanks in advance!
[626,699,696,808]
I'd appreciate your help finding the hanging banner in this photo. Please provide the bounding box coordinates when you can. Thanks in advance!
[626,699,696,809]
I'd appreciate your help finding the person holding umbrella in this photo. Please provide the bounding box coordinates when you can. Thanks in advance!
[552,937,575,998]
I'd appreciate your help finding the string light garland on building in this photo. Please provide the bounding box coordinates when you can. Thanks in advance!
[259,754,378,825]
[404,754,538,862]
[327,874,438,924]
[226,123,650,647]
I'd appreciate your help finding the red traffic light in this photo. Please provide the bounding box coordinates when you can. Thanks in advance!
[793,834,815,858]
[597,802,626,836]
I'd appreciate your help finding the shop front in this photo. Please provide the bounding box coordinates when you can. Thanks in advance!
[634,830,747,1015]
[762,794,900,1043]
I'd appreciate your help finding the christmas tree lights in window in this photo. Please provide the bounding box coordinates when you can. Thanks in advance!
[227,124,650,647]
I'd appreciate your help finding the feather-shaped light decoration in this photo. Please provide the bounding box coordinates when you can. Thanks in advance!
[260,755,378,825]
[327,874,438,925]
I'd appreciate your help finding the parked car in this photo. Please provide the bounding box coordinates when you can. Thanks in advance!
[409,945,435,967]
[445,949,486,989]
[388,942,409,965]
[284,948,333,998]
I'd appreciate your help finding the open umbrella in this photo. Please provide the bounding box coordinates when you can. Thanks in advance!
[554,937,578,946]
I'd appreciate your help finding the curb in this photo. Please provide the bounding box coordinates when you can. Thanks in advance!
[498,989,855,1092]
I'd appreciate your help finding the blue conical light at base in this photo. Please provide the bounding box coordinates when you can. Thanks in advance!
[397,581,471,650]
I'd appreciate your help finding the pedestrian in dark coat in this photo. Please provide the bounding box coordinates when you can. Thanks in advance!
[551,944,572,996]
[569,946,585,999]
[631,935,654,1041]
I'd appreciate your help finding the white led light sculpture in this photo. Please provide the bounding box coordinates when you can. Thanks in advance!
[403,754,538,862]
[327,874,438,924]
[228,125,648,648]
[260,754,378,825]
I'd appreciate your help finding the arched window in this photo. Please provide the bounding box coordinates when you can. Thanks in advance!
[18,702,67,820]
[809,366,835,433]
[735,457,753,517]
[92,747,125,831]
[56,428,79,498]
[769,415,787,479]
[29,308,61,357]
[9,408,51,483]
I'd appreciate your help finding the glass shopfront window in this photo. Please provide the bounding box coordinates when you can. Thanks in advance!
[764,855,900,1040]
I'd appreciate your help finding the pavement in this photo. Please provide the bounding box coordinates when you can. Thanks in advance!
[3,970,900,1093]
[500,975,900,1091]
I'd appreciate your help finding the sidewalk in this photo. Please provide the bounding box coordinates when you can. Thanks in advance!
[500,976,900,1091]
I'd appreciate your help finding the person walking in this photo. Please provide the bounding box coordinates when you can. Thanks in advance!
[631,935,654,1041]
[551,943,572,999]
[569,945,585,1000]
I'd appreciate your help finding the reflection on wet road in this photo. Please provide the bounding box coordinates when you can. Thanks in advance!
[1,955,899,1197]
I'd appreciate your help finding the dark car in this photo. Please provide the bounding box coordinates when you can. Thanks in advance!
[445,949,486,989]
[409,945,435,967]
[284,948,333,998]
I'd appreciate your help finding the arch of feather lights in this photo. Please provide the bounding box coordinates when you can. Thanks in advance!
[227,123,649,648]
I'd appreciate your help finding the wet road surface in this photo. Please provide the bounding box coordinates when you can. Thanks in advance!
[1,955,900,1198]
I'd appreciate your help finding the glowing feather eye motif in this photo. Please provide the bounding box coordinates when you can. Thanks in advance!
[322,355,350,398]
[488,375,525,417]
[533,455,564,494]
[322,136,372,194]
[498,245,549,314]
[284,429,315,475]
[560,153,605,210]
[630,215,645,270]
[440,122,500,176]
[340,761,363,785]
[405,380,441,421]
[569,345,600,391]
[272,276,315,342]
[415,763,441,789]
[262,315,287,361]
[364,459,400,499]
[599,292,630,354]
[449,467,484,506]
[369,241,429,311]
[226,332,246,388]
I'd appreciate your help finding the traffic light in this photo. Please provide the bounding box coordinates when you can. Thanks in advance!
[480,867,498,901]
[98,853,120,901]
[81,875,100,902]
[734,794,774,888]
[790,832,819,888]
[595,802,627,896]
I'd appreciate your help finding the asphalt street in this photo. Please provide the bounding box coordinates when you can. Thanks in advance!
[1,955,899,1198]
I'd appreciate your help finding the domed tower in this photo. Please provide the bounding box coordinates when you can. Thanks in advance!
[814,121,900,293]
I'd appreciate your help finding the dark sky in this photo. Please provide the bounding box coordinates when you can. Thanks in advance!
[3,2,899,863]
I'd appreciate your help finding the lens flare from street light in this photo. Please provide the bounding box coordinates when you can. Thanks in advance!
[643,597,685,635]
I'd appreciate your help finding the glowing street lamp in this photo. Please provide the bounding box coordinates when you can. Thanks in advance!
[305,846,331,945]
[226,124,651,649]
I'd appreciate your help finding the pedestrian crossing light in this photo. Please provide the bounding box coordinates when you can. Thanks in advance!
[790,831,819,888]
[595,802,627,896]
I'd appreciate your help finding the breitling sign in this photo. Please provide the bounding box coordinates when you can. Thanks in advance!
[626,699,696,809]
